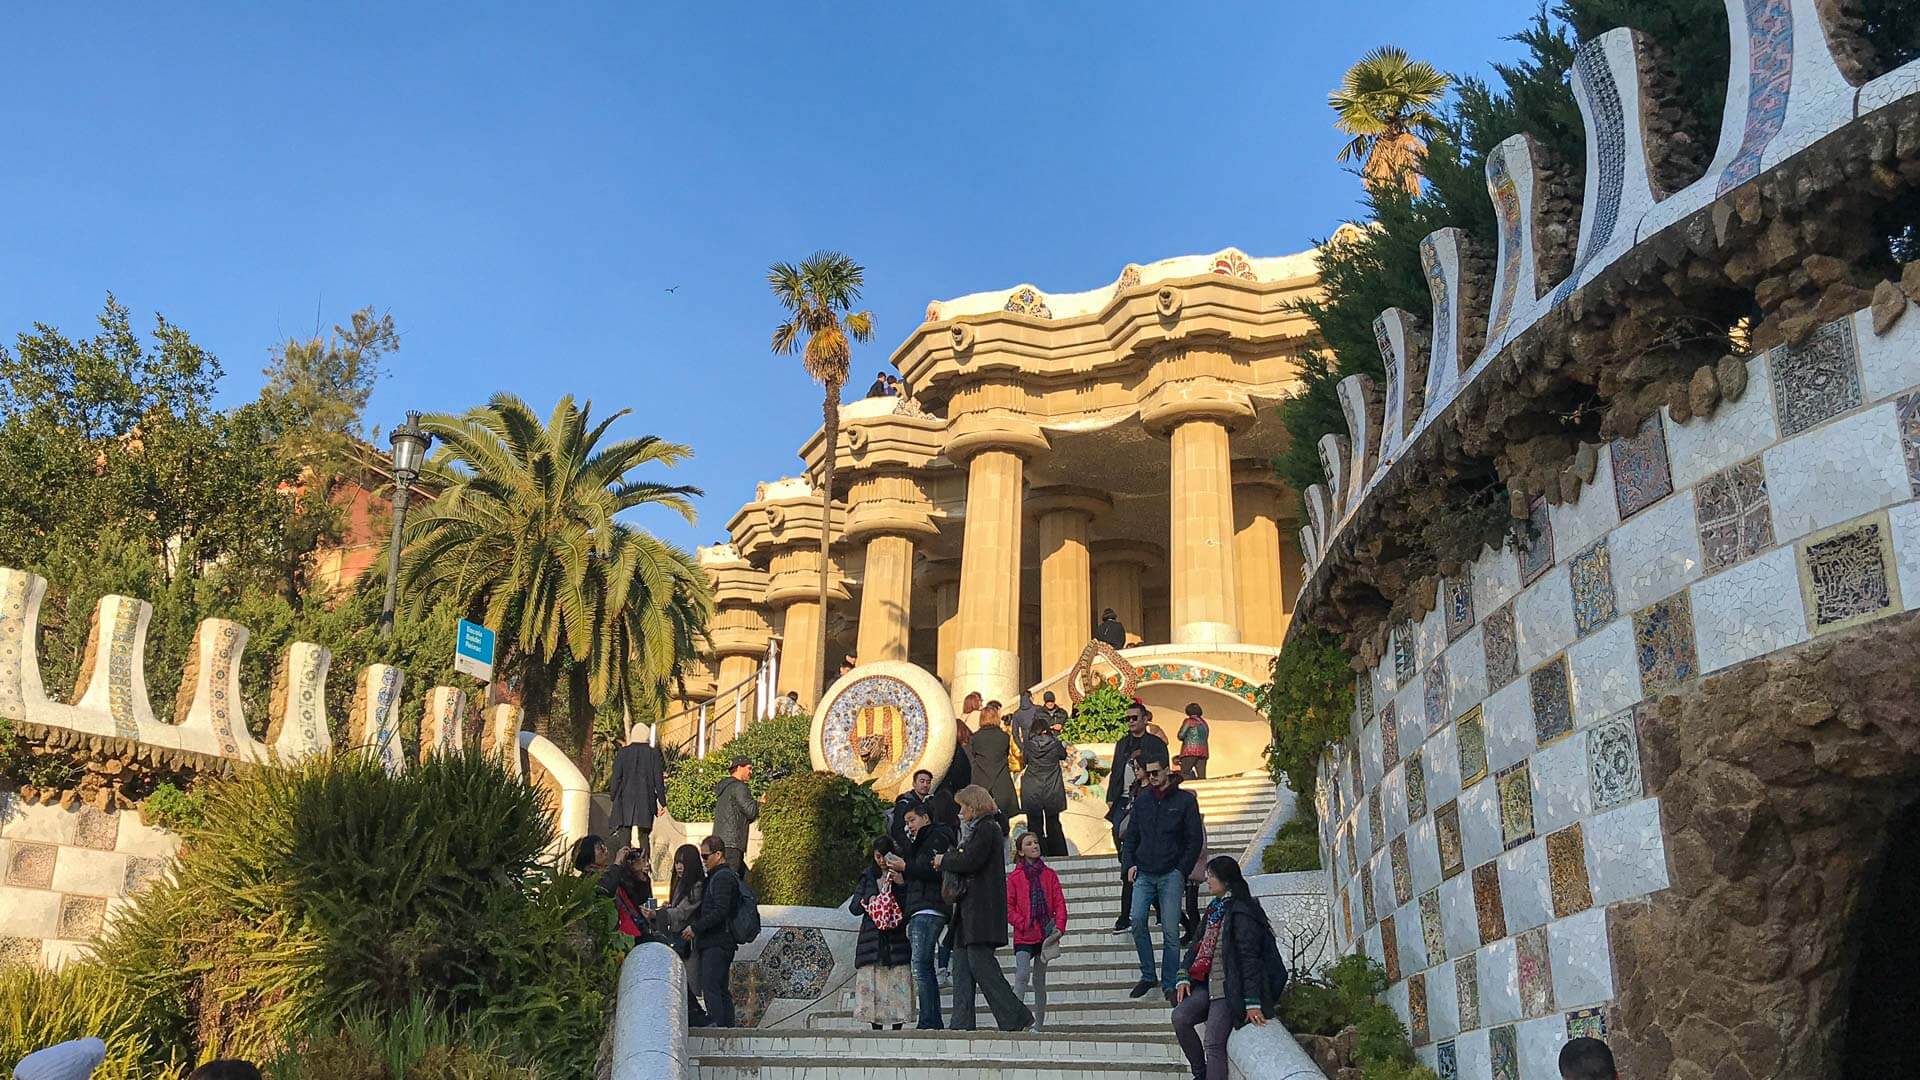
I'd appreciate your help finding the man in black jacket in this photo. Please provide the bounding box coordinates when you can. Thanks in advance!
[1093,608,1127,649]
[885,803,955,1029]
[888,768,934,850]
[683,835,741,1026]
[711,757,759,875]
[1120,746,1204,998]
[609,729,668,871]
[1106,702,1169,932]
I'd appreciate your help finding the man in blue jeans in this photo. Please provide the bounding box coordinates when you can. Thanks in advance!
[1119,746,1204,999]
[886,803,955,1028]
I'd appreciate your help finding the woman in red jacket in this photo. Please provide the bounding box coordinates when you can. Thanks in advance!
[1006,830,1069,1030]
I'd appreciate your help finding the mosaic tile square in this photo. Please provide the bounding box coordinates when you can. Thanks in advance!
[1696,457,1775,572]
[0,935,39,967]
[1546,823,1595,918]
[1457,706,1489,788]
[1351,743,1365,801]
[1341,887,1354,942]
[1381,702,1400,772]
[1490,1023,1520,1080]
[1569,540,1618,638]
[1899,391,1920,496]
[1456,951,1480,1030]
[5,841,55,888]
[1436,800,1465,880]
[123,855,170,895]
[1472,861,1508,945]
[1515,926,1555,1017]
[73,807,119,851]
[1358,675,1374,723]
[1567,1006,1607,1040]
[1362,863,1378,927]
[1370,790,1386,854]
[1394,622,1417,685]
[1519,497,1555,585]
[1770,316,1862,438]
[57,895,106,940]
[1381,913,1403,983]
[1798,514,1901,635]
[1437,1039,1458,1080]
[1345,822,1359,876]
[1528,657,1574,747]
[1483,604,1520,689]
[1587,709,1644,812]
[1424,655,1450,733]
[1612,413,1674,520]
[1409,972,1431,1045]
[1420,889,1446,968]
[1406,752,1429,822]
[1497,761,1536,850]
[1632,591,1698,691]
[1391,834,1414,906]
[1445,573,1475,642]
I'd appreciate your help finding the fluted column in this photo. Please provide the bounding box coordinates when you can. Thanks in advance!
[845,473,938,665]
[1091,540,1160,647]
[924,562,962,687]
[1232,462,1295,647]
[946,418,1049,710]
[766,544,848,709]
[1144,379,1254,647]
[1031,487,1109,678]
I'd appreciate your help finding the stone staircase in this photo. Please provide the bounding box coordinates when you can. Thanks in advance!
[688,774,1280,1079]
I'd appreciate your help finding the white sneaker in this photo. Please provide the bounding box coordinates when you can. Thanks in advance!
[937,968,952,988]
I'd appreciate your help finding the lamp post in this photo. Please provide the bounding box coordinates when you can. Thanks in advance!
[380,410,432,637]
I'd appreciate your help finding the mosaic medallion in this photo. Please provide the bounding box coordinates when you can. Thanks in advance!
[1696,457,1775,572]
[1002,286,1053,319]
[1381,913,1402,983]
[1587,709,1644,813]
[1362,863,1378,927]
[1381,702,1401,772]
[819,672,933,794]
[1632,592,1698,691]
[1391,834,1414,906]
[1406,751,1428,822]
[1436,800,1465,879]
[73,806,119,851]
[1770,317,1862,438]
[1798,515,1900,635]
[1457,706,1489,788]
[1409,972,1430,1045]
[1611,414,1673,520]
[1456,951,1481,1030]
[1519,497,1554,585]
[1490,1023,1520,1080]
[1898,391,1920,496]
[758,926,836,998]
[57,896,107,941]
[1472,860,1507,945]
[1483,603,1520,690]
[1529,657,1574,747]
[1370,790,1386,854]
[1497,761,1536,850]
[1445,573,1475,641]
[1516,926,1555,1017]
[1437,1040,1458,1080]
[1570,539,1618,638]
[1424,655,1449,733]
[1419,889,1446,968]
[6,842,56,888]
[1567,1006,1608,1040]
[1546,823,1594,918]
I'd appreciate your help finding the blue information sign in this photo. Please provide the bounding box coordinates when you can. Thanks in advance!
[454,619,496,681]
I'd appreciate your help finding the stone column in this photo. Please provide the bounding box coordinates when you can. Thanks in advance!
[1232,462,1296,647]
[1091,540,1161,647]
[925,563,962,687]
[1031,487,1109,678]
[845,474,938,665]
[766,544,847,709]
[1145,381,1254,647]
[946,418,1049,710]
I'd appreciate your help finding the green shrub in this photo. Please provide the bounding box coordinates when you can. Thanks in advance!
[1261,814,1322,873]
[1061,684,1130,743]
[92,750,620,1073]
[264,998,535,1079]
[1260,626,1355,800]
[140,781,206,832]
[746,770,887,906]
[1280,955,1434,1079]
[0,961,183,1079]
[664,713,811,821]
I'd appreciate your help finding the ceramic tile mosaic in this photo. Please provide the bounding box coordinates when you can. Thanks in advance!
[1528,657,1574,746]
[1546,823,1595,918]
[56,895,106,940]
[1371,790,1386,854]
[0,936,36,968]
[1898,391,1920,496]
[1437,1040,1458,1080]
[73,807,119,851]
[1351,743,1365,802]
[1490,1023,1519,1080]
[1515,926,1555,1017]
[1362,863,1378,927]
[1381,702,1401,772]
[5,842,55,888]
[1696,458,1776,572]
[1632,591,1698,691]
[1391,834,1414,906]
[124,855,170,895]
[1457,706,1489,787]
[1770,317,1862,437]
[1473,860,1508,944]
[1424,655,1450,733]
[1407,752,1429,821]
[1497,761,1536,850]
[729,961,772,1028]
[1420,889,1447,967]
[1567,1006,1607,1040]
[1519,497,1555,584]
[1003,286,1053,319]
[1341,888,1354,942]
[1382,913,1403,983]
[1395,622,1417,685]
[1612,413,1674,519]
[1799,514,1901,634]
[1358,675,1374,723]
[1436,800,1465,880]
[1445,574,1475,641]
[1456,952,1481,1029]
[1409,972,1431,1045]
[1587,710,1644,812]
[758,926,836,998]
[1482,603,1520,690]
[1569,540,1618,638]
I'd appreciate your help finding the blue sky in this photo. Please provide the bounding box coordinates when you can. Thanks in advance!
[0,2,1542,552]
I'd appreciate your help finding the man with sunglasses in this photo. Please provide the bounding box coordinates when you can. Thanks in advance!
[1119,744,1203,1000]
[1105,701,1168,932]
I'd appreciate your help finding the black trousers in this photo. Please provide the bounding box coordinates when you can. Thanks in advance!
[696,943,737,1027]
[1025,807,1067,856]
[1112,799,1133,925]
[724,846,746,877]
[950,943,1033,1031]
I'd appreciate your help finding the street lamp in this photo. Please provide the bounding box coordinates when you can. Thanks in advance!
[380,410,432,636]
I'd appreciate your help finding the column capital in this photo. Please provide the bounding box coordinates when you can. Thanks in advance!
[1027,485,1113,522]
[1140,377,1255,437]
[843,502,940,543]
[1090,538,1166,571]
[943,413,1050,465]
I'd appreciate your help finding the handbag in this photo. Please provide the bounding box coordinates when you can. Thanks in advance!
[864,878,904,930]
[940,870,969,905]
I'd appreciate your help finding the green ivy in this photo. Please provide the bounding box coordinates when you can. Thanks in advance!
[746,770,887,907]
[1061,684,1130,743]
[1259,625,1355,799]
[1281,955,1436,1080]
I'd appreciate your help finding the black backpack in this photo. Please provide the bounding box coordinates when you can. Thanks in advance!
[730,873,762,945]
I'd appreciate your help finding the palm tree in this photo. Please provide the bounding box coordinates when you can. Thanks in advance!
[768,252,874,705]
[397,393,712,770]
[1329,46,1450,193]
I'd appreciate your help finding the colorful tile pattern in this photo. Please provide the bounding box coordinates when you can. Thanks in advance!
[1437,1039,1458,1080]
[1529,657,1574,746]
[1516,926,1555,1017]
[1588,709,1645,812]
[1362,863,1378,927]
[124,855,170,895]
[1473,861,1507,945]
[1436,799,1465,879]
[106,598,140,739]
[1381,913,1403,983]
[1800,516,1900,633]
[1002,286,1053,319]
[1394,622,1417,684]
[1132,662,1264,707]
[1696,457,1775,572]
[1770,317,1862,437]
[1422,234,1452,379]
[72,807,119,851]
[1519,497,1555,584]
[56,896,106,941]
[1445,573,1475,641]
[1211,249,1257,280]
[1391,834,1414,906]
[5,842,55,888]
[1567,1006,1608,1040]
[1569,540,1618,637]
[1547,823,1595,918]
[1483,603,1520,689]
[820,673,933,791]
[1898,391,1920,496]
[1419,889,1446,967]
[1632,592,1699,691]
[1406,751,1428,822]
[1491,1023,1520,1080]
[1381,702,1401,772]
[1717,0,1794,194]
[1345,821,1359,876]
[206,624,243,757]
[1457,706,1489,787]
[1553,38,1626,305]
[1370,790,1386,854]
[1456,952,1481,1030]
[1611,414,1674,520]
[1498,761,1536,849]
[1424,655,1450,733]
[1357,675,1374,723]
[758,926,836,998]
[1486,150,1524,343]
[1409,971,1431,1045]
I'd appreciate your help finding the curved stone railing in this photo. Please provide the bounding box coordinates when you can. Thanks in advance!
[1293,2,1920,632]
[610,942,690,1080]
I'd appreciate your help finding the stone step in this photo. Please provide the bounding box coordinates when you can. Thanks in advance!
[805,993,1176,1031]
[693,1056,1188,1078]
[689,1027,1186,1063]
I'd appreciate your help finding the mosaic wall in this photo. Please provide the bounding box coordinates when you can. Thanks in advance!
[0,795,180,968]
[1316,304,1920,1079]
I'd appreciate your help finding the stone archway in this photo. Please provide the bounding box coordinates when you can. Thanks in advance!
[1608,611,1920,1079]
[1841,797,1920,1078]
